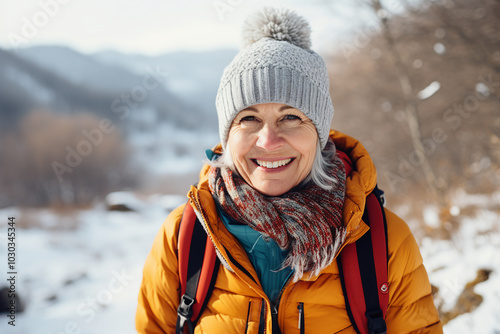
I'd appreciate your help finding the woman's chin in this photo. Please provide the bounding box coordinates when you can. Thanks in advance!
[252,182,294,197]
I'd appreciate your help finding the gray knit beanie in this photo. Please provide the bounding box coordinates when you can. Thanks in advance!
[216,7,334,149]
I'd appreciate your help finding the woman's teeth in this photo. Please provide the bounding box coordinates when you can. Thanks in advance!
[256,158,292,169]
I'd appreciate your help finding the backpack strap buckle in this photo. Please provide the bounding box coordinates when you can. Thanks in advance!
[176,295,195,334]
[366,310,387,334]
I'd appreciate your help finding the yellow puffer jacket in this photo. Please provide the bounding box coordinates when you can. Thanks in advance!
[136,130,443,333]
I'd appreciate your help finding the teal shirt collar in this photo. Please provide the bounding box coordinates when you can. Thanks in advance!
[215,204,292,302]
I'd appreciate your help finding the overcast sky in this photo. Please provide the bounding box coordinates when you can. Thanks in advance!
[0,0,373,55]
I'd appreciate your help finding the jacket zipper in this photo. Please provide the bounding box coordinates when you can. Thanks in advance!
[259,299,267,334]
[188,191,231,271]
[271,303,280,334]
[268,273,294,334]
[297,302,305,334]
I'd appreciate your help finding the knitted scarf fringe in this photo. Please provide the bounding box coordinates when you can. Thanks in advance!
[284,228,347,282]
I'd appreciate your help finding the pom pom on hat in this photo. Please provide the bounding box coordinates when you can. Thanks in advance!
[242,7,312,50]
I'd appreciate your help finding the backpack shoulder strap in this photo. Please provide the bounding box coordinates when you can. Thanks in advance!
[176,202,220,334]
[338,187,389,334]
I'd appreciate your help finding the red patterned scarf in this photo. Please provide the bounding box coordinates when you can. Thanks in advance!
[208,148,346,282]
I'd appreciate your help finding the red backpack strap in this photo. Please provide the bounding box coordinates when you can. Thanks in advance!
[338,188,389,334]
[176,202,220,334]
[336,150,388,334]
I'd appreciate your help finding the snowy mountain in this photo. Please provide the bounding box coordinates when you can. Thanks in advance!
[15,45,143,93]
[13,45,206,128]
[0,48,113,127]
[91,48,237,112]
[1,46,222,178]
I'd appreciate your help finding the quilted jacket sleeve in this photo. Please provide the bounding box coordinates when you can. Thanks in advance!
[384,209,443,333]
[136,205,185,334]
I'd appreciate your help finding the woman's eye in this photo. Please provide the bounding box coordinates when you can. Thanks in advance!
[240,116,257,122]
[283,115,301,121]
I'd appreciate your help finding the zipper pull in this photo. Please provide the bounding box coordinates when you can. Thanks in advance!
[271,303,279,334]
[271,303,278,319]
[297,302,304,333]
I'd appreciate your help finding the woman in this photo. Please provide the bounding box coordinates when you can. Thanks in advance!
[136,7,442,333]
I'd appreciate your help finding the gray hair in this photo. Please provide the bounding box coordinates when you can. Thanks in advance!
[206,140,338,192]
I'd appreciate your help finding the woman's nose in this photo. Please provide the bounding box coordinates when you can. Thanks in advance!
[255,125,285,151]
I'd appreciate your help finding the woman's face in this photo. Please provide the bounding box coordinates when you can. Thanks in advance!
[227,103,318,196]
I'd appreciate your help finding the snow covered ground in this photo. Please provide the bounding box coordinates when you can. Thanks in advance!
[0,190,498,333]
[0,194,186,334]
[418,191,500,334]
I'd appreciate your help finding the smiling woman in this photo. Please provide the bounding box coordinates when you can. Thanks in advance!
[136,7,442,334]
[225,103,318,196]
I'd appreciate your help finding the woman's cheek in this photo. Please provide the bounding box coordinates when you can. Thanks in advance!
[231,128,255,150]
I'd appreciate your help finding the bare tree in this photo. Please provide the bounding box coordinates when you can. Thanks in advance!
[0,110,137,207]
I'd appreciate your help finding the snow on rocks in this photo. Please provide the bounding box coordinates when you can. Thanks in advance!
[105,191,146,212]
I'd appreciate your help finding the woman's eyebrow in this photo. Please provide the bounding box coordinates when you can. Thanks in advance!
[241,105,295,112]
[279,105,296,112]
[241,106,258,112]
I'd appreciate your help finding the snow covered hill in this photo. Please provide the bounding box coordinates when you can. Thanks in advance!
[91,48,237,113]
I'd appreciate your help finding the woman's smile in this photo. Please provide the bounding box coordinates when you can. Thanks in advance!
[252,158,294,169]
